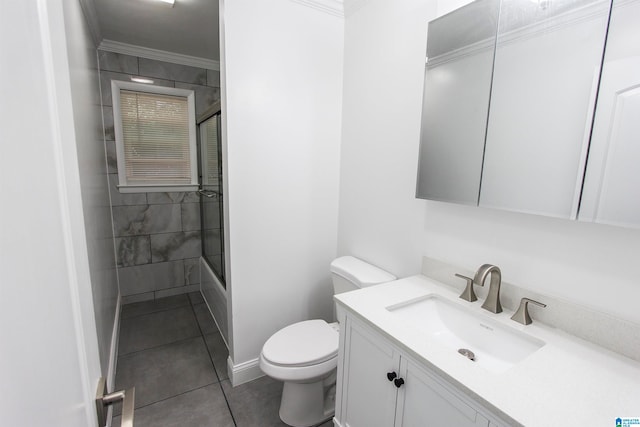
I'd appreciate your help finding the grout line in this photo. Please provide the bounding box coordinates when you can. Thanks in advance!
[128,381,219,412]
[120,300,192,321]
[117,333,203,358]
[190,299,237,426]
[218,379,238,427]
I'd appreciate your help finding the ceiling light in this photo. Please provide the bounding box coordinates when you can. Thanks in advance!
[131,77,155,84]
[156,0,175,5]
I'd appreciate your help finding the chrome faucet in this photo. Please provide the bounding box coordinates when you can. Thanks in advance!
[474,264,502,313]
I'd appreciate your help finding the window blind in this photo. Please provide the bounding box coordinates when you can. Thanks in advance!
[119,90,192,185]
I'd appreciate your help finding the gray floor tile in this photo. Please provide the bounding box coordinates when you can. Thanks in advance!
[221,377,288,427]
[121,294,190,319]
[204,332,229,381]
[115,337,218,409]
[118,305,200,355]
[193,303,218,335]
[188,290,205,305]
[112,384,234,427]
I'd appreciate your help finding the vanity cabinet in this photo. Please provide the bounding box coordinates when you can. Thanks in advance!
[335,315,501,427]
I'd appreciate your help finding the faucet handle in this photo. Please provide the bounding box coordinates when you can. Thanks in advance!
[511,297,547,325]
[455,273,481,302]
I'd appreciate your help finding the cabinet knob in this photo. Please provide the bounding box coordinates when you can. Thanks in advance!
[386,372,397,381]
[394,378,405,388]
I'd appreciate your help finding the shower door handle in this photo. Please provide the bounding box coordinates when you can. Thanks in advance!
[198,189,220,199]
[96,377,135,427]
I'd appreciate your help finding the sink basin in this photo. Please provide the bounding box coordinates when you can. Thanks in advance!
[386,294,545,373]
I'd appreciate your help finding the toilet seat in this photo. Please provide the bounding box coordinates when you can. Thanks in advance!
[262,319,338,367]
[260,320,339,382]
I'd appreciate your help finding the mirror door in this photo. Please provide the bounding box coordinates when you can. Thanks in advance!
[479,0,611,218]
[416,0,500,205]
[578,0,640,228]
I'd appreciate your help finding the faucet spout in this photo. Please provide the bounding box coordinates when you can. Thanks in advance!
[474,264,502,313]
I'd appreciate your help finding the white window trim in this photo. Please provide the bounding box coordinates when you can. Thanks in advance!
[111,80,199,193]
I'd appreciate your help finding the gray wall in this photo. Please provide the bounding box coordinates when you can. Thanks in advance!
[98,50,221,302]
[64,6,120,377]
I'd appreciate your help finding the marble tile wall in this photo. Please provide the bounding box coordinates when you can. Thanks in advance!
[99,50,221,302]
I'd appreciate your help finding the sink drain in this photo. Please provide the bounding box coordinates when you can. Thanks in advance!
[458,348,476,361]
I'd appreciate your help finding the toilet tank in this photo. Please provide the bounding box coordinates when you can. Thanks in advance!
[330,256,396,295]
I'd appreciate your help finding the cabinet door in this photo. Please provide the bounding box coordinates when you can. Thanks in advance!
[395,358,489,427]
[339,319,401,427]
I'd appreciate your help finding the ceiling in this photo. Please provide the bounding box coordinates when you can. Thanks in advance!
[91,0,219,61]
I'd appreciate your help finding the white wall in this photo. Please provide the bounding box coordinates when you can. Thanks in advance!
[0,0,105,425]
[338,0,640,325]
[63,0,120,381]
[222,0,344,374]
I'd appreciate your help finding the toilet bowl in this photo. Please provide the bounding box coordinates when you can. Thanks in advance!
[260,320,339,427]
[259,256,396,427]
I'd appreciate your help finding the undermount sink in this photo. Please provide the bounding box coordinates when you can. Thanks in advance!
[386,294,545,373]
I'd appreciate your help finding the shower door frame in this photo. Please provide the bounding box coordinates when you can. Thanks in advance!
[197,102,226,286]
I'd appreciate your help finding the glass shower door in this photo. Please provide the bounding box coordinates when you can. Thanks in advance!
[198,110,225,286]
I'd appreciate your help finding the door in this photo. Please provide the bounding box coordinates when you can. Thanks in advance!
[395,358,489,427]
[339,320,401,427]
[198,108,226,284]
[1,1,102,425]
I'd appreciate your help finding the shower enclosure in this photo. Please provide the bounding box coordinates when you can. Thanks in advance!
[197,103,225,286]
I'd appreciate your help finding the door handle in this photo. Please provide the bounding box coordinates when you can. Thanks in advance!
[198,189,220,199]
[96,377,135,427]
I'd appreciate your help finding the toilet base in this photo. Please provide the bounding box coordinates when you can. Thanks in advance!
[279,377,335,427]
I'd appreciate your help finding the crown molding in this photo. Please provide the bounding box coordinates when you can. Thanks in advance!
[289,0,344,17]
[98,39,220,71]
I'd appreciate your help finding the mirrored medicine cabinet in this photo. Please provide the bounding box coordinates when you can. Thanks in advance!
[416,0,640,229]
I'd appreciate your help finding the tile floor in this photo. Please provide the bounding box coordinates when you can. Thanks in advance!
[112,292,334,427]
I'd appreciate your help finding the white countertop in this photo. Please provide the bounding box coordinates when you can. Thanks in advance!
[335,275,640,426]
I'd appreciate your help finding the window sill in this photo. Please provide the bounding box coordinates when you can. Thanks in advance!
[117,184,199,194]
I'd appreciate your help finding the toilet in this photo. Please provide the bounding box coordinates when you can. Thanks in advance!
[259,256,396,427]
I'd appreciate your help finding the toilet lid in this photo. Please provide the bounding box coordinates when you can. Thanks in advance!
[262,320,339,367]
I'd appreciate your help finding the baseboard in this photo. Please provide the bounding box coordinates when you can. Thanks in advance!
[228,356,263,386]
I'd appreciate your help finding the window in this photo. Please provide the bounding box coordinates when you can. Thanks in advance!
[111,81,198,192]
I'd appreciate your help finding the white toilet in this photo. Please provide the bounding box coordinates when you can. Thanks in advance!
[259,256,396,427]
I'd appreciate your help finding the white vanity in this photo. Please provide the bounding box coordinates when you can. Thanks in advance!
[332,274,640,426]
